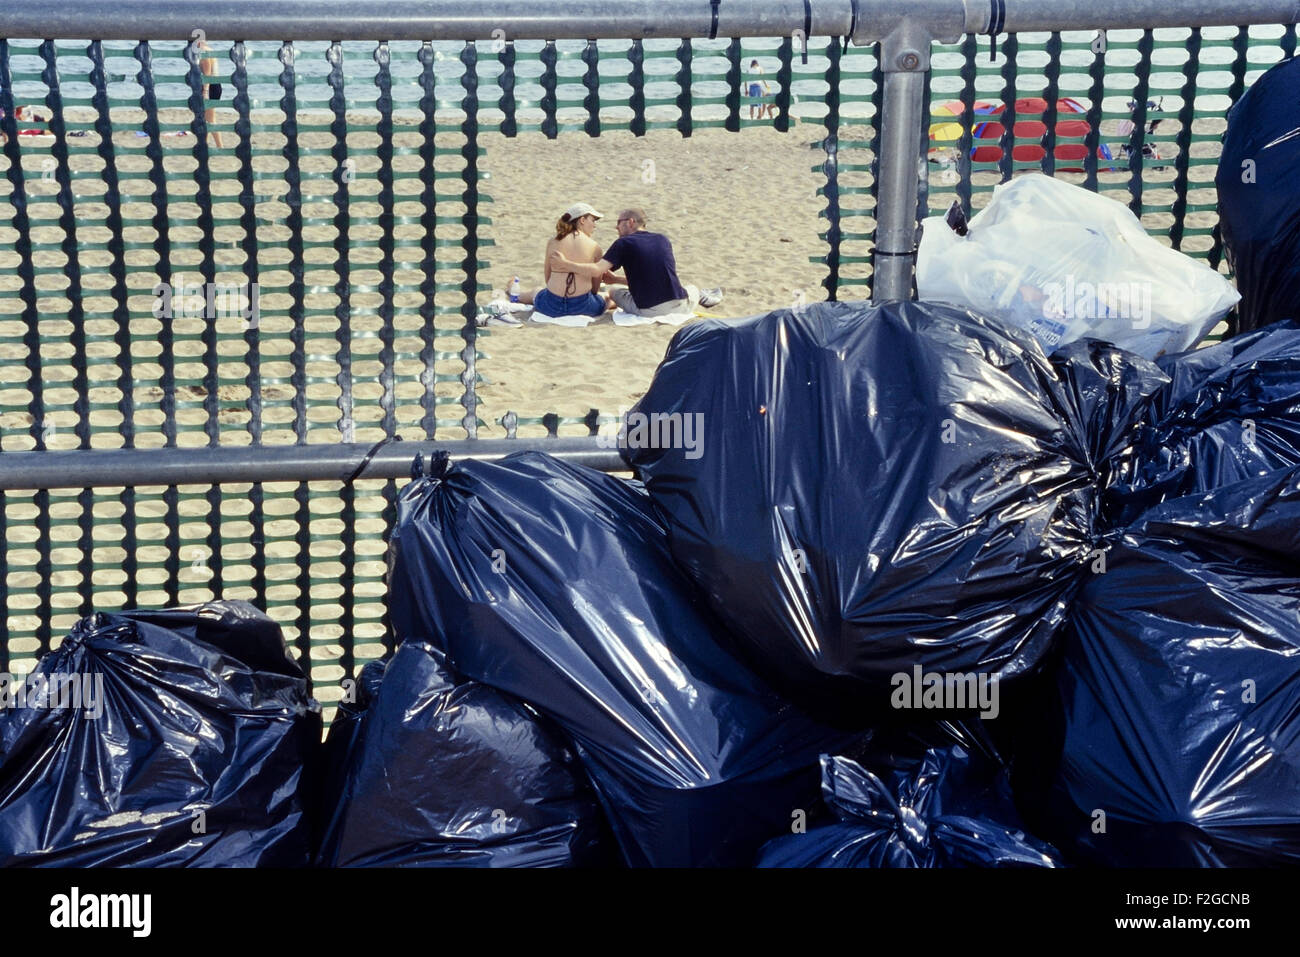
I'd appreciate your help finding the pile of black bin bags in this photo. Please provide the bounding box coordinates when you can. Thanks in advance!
[5,301,1300,868]
[618,302,1300,867]
[357,300,1299,867]
[382,451,859,867]
[0,602,321,866]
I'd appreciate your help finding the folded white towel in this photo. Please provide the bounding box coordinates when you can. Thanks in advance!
[611,308,696,327]
[530,311,600,327]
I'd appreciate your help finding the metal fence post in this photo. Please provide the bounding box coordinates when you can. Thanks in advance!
[871,42,930,302]
[865,3,971,302]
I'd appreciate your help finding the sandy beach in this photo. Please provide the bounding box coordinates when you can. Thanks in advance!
[474,124,832,427]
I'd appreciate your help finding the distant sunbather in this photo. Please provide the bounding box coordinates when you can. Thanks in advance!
[0,105,49,145]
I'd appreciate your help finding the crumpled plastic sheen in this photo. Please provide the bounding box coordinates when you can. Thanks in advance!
[757,746,1062,868]
[622,300,1097,717]
[1105,321,1300,526]
[315,640,609,867]
[387,451,854,867]
[0,601,320,867]
[1020,466,1300,866]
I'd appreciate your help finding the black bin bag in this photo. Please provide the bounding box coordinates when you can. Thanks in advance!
[313,653,386,859]
[0,601,321,867]
[756,745,1062,868]
[388,451,854,867]
[1021,467,1300,866]
[1106,321,1300,526]
[315,641,609,867]
[622,300,1096,717]
[1216,55,1300,335]
[1048,338,1169,498]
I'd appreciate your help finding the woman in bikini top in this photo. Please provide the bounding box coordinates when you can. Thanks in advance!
[544,209,605,298]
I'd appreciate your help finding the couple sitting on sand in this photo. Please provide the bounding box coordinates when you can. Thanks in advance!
[517,203,722,319]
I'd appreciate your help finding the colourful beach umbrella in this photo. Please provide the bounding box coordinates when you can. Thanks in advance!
[927,99,1000,143]
[929,97,1112,170]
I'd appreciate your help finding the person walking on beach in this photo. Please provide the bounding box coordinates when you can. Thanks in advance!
[517,202,615,317]
[748,59,776,121]
[549,208,722,319]
[197,40,225,148]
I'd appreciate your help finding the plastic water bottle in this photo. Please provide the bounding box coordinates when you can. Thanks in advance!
[508,277,521,302]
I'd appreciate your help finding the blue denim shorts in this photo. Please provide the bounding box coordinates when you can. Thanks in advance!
[534,288,606,317]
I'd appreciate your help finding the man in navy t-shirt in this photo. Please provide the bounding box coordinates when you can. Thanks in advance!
[548,208,722,317]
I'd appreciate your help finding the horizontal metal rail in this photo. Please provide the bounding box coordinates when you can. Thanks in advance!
[0,440,628,490]
[996,0,1300,32]
[1,0,1297,42]
[0,0,857,41]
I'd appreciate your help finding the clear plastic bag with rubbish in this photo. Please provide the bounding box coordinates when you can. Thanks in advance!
[916,174,1240,359]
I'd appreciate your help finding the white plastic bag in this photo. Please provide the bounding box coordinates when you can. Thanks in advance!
[916,175,1240,358]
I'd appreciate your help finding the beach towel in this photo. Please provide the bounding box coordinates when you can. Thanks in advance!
[611,308,696,327]
[529,310,600,327]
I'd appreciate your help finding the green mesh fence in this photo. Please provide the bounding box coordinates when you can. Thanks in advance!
[0,27,1295,717]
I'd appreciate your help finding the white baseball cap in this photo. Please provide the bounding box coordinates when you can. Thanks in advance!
[564,202,604,221]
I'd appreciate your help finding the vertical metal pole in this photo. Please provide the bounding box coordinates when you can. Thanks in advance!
[871,46,929,302]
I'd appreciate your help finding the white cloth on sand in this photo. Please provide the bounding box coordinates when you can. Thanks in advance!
[611,308,696,327]
[529,311,601,327]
